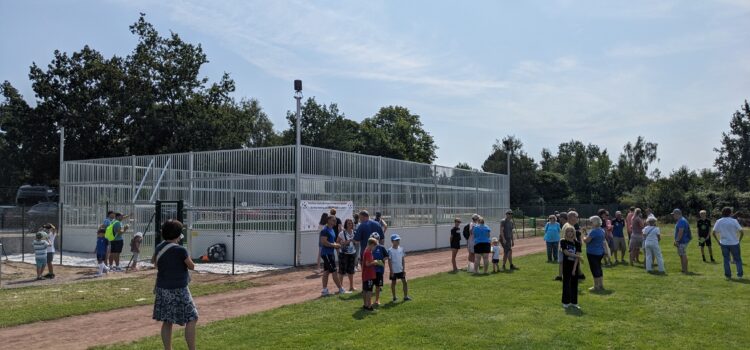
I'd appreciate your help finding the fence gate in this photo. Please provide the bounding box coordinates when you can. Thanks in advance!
[155,200,184,247]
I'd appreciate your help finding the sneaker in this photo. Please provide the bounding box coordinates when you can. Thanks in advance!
[36,276,45,280]
[392,297,399,302]
[510,264,518,270]
[562,303,570,308]
[711,258,716,263]
[321,288,330,296]
[349,288,357,293]
[702,256,706,262]
[43,273,53,278]
[571,304,581,310]
[554,276,562,281]
[94,273,103,277]
[404,296,412,301]
[338,288,346,295]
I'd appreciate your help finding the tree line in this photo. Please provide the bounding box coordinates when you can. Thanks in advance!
[473,101,750,218]
[0,15,436,201]
[1,15,748,218]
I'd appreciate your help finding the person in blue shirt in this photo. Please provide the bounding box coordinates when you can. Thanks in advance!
[611,211,627,263]
[583,216,606,292]
[543,215,561,262]
[95,228,108,276]
[472,218,492,274]
[319,215,344,296]
[370,232,389,305]
[672,209,692,274]
[355,210,384,259]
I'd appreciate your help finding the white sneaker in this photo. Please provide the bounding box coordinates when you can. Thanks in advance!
[321,288,330,296]
[103,266,110,273]
[562,303,570,308]
[571,304,581,310]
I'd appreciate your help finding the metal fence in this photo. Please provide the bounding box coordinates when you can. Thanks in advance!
[60,145,509,269]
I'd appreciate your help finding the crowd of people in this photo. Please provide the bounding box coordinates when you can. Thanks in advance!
[315,209,411,310]
[540,206,745,310]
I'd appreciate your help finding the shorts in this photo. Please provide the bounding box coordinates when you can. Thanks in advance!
[338,253,356,275]
[96,253,106,263]
[374,272,384,287]
[501,241,512,253]
[363,279,374,292]
[467,242,475,254]
[46,252,55,264]
[492,259,500,264]
[321,254,337,273]
[698,236,712,247]
[677,243,689,256]
[613,237,627,252]
[450,241,461,250]
[35,258,47,269]
[629,236,643,252]
[474,242,491,254]
[110,240,124,253]
[390,272,406,281]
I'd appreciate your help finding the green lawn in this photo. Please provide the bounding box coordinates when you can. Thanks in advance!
[0,276,254,328]
[97,229,750,350]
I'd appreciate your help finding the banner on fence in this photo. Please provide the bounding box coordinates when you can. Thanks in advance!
[300,200,354,231]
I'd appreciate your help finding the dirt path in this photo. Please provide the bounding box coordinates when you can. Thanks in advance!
[0,237,545,350]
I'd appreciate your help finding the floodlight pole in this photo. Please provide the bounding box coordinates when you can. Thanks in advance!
[58,127,65,265]
[504,140,512,212]
[294,80,302,267]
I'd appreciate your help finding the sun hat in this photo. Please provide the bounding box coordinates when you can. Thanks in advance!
[370,232,380,240]
[134,231,144,238]
[390,233,400,241]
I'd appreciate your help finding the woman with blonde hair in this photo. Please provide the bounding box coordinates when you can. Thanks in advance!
[629,208,645,265]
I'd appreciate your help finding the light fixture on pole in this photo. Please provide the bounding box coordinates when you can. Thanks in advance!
[293,80,302,267]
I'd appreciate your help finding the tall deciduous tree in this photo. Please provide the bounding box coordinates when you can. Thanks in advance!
[359,106,437,163]
[481,136,538,206]
[280,97,360,152]
[1,14,275,188]
[614,136,658,194]
[715,100,750,191]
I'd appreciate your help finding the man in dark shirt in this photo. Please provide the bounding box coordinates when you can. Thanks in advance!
[697,210,715,262]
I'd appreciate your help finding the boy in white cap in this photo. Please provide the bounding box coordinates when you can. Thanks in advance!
[388,233,411,302]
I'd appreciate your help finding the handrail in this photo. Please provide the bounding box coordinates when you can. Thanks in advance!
[149,158,172,203]
[132,158,155,203]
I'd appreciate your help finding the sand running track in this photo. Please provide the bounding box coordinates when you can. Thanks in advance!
[0,237,545,350]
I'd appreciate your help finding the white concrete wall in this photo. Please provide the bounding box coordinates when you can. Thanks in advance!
[189,230,294,266]
[62,222,504,267]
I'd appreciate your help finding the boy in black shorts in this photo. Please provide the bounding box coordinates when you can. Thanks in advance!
[361,238,380,311]
[388,234,411,302]
[697,210,715,262]
[370,233,389,306]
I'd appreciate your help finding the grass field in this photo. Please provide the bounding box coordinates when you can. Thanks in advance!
[0,276,254,328]
[96,228,750,350]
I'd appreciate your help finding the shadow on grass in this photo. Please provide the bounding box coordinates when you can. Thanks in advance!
[683,271,702,276]
[379,301,403,310]
[352,308,377,320]
[647,271,668,277]
[564,307,584,317]
[729,278,750,284]
[588,288,615,295]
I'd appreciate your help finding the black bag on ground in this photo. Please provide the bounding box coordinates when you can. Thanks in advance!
[207,243,227,262]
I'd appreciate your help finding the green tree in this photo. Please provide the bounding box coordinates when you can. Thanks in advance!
[614,136,658,195]
[714,100,750,191]
[359,106,437,163]
[280,97,360,152]
[481,136,538,206]
[1,14,276,188]
[455,162,473,170]
[534,171,570,203]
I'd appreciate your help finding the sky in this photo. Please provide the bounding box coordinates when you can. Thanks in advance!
[1,0,749,173]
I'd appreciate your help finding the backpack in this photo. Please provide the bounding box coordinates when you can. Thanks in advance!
[462,224,471,240]
[207,243,227,262]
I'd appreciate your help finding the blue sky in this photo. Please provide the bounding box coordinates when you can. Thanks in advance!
[1,0,749,173]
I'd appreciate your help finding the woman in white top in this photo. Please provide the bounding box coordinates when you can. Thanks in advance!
[643,217,665,273]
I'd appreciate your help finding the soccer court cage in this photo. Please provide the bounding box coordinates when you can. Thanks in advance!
[59,145,509,267]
